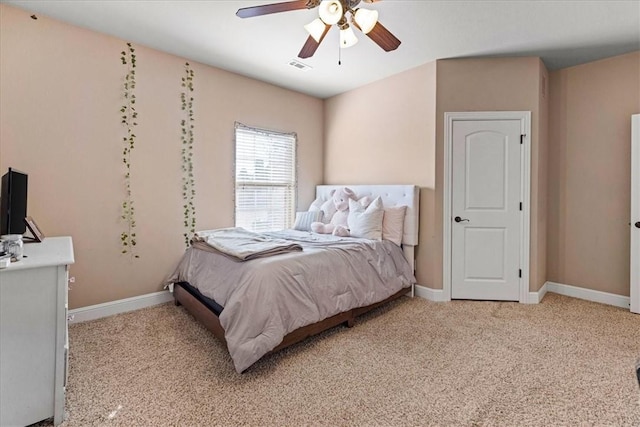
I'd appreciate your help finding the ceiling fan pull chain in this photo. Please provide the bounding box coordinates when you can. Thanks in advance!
[338,44,342,65]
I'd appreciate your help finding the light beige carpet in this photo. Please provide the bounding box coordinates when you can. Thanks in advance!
[45,293,640,426]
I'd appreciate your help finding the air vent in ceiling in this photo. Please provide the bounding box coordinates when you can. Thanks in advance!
[288,59,312,71]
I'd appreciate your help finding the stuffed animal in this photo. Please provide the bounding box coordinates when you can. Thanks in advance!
[311,187,357,237]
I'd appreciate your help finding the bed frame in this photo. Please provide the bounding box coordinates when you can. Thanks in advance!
[172,185,420,366]
[173,283,409,354]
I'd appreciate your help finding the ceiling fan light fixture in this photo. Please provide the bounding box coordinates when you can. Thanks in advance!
[319,0,343,25]
[354,8,378,34]
[340,25,358,48]
[304,18,327,42]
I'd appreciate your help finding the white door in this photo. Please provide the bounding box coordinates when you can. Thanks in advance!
[631,114,639,314]
[451,119,522,300]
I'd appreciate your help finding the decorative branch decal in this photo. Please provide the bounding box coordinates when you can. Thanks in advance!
[120,42,139,258]
[181,62,196,247]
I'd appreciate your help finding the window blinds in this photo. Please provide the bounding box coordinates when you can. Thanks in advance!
[234,123,297,232]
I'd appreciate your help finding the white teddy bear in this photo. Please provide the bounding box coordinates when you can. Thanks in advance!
[310,187,357,237]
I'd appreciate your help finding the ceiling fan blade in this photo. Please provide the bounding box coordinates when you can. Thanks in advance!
[236,0,311,18]
[298,24,331,58]
[366,21,401,52]
[298,37,319,59]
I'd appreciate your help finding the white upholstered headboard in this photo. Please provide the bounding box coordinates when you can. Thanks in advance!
[315,185,420,269]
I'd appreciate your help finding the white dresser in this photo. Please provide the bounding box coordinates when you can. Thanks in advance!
[0,237,74,427]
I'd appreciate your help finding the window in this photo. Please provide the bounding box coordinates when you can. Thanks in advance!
[234,122,297,232]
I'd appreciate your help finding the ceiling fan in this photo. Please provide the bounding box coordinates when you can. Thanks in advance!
[236,0,401,59]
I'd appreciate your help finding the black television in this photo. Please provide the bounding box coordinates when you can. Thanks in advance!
[0,168,28,235]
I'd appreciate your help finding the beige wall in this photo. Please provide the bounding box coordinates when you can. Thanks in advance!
[536,60,550,294]
[0,5,324,309]
[325,56,549,292]
[435,57,547,292]
[547,51,640,296]
[324,62,437,286]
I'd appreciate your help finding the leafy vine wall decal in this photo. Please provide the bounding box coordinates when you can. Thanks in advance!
[120,42,139,258]
[181,62,196,247]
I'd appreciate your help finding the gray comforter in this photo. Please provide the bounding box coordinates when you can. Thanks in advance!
[166,230,415,373]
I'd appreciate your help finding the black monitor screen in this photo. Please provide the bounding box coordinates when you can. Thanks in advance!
[0,168,28,235]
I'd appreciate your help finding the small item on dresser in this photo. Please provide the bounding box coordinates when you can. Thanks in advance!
[0,254,10,269]
[1,234,24,261]
[24,216,45,242]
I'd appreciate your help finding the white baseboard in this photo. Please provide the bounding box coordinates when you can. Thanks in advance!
[69,290,173,324]
[67,282,629,324]
[545,281,630,309]
[525,282,548,304]
[414,284,448,302]
[414,281,628,308]
[416,283,548,304]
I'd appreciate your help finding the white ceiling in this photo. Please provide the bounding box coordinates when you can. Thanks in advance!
[4,0,640,99]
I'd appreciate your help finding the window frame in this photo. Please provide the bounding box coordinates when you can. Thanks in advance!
[233,122,298,232]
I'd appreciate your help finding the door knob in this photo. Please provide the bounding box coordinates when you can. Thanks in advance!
[636,221,640,229]
[454,216,469,223]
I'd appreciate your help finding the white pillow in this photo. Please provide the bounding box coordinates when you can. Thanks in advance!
[382,206,407,246]
[348,196,384,240]
[293,211,323,231]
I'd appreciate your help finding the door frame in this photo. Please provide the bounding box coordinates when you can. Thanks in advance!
[631,114,639,314]
[443,111,531,303]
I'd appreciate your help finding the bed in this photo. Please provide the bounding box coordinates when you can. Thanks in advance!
[166,185,420,373]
